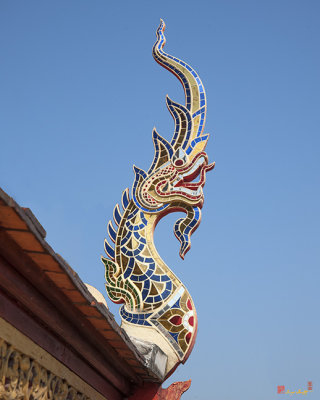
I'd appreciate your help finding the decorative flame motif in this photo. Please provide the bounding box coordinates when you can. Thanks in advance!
[102,20,214,376]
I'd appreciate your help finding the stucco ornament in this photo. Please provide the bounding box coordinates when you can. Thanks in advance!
[102,20,214,376]
[0,339,89,400]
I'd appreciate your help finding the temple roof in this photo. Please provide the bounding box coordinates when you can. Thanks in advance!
[0,187,164,399]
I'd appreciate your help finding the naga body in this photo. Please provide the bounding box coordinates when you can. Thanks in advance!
[102,20,214,376]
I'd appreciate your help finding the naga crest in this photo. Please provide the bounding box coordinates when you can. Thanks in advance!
[102,20,214,376]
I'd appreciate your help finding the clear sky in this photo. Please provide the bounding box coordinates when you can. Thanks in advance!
[1,1,319,399]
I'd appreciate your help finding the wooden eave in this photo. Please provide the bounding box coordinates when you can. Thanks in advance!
[0,187,162,399]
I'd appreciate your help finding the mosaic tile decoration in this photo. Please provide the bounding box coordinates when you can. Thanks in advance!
[102,20,214,371]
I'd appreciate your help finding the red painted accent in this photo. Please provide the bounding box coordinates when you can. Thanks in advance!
[112,298,125,304]
[183,308,198,363]
[169,315,182,325]
[175,159,184,167]
[129,380,191,400]
[188,316,194,327]
[187,299,192,310]
[185,332,191,344]
[129,383,159,400]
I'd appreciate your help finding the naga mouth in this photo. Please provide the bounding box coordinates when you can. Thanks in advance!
[154,152,214,201]
[171,153,215,196]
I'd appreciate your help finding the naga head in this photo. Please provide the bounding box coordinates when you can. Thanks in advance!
[132,20,214,258]
[133,129,214,212]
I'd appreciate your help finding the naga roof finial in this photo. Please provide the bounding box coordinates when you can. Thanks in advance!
[102,20,214,378]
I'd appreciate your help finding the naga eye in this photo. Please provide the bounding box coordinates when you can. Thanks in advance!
[172,148,188,168]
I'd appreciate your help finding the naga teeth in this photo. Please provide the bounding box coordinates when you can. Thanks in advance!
[174,186,202,196]
[181,156,205,179]
[169,156,206,196]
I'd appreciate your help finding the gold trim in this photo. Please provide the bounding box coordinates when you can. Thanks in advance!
[0,317,107,400]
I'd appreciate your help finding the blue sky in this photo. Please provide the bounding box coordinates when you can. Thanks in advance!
[1,1,319,399]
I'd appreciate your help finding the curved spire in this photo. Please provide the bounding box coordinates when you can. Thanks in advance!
[152,19,209,159]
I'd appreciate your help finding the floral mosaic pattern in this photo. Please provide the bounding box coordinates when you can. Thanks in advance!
[102,20,213,366]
